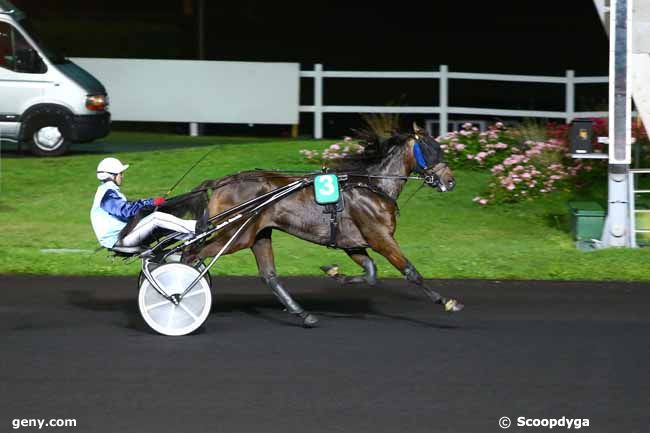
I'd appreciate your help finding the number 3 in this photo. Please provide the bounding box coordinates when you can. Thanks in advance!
[318,176,335,196]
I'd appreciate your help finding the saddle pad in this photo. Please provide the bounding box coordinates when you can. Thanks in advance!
[314,174,340,204]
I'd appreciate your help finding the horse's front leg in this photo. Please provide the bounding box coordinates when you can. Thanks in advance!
[368,236,463,312]
[252,229,319,328]
[320,248,377,286]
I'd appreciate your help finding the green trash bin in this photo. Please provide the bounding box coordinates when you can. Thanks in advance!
[568,201,606,241]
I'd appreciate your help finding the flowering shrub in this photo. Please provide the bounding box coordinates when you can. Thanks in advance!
[473,139,595,205]
[299,137,365,166]
[438,120,611,205]
[437,122,518,169]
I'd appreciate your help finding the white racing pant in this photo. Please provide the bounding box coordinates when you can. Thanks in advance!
[119,211,197,247]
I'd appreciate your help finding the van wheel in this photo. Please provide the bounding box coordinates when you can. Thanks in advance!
[29,123,70,156]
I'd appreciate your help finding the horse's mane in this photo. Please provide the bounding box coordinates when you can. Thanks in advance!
[331,130,412,173]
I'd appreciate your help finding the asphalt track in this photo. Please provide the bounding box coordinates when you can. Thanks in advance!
[0,275,648,433]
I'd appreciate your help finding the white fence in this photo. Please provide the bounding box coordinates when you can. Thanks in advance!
[300,64,609,139]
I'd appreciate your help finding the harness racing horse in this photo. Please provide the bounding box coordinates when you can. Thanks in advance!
[186,124,463,327]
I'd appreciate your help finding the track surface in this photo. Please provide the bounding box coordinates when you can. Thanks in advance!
[0,275,648,433]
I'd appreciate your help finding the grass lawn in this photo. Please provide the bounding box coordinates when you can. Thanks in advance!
[1,131,650,280]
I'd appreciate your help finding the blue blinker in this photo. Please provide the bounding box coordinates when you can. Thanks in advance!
[413,142,429,169]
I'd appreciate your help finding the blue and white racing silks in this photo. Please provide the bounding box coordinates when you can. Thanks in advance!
[90,181,154,248]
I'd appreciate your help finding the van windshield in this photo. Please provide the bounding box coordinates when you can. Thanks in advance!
[18,18,68,65]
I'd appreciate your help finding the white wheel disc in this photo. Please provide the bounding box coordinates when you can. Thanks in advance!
[34,126,64,151]
[138,263,212,336]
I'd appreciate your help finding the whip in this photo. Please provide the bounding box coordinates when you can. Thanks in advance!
[163,145,218,198]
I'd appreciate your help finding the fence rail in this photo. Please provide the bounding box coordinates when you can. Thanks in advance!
[299,64,608,138]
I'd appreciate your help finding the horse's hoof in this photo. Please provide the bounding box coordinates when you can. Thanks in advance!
[300,312,319,328]
[320,265,340,278]
[444,299,464,312]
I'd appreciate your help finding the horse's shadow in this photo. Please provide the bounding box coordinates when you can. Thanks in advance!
[63,287,463,333]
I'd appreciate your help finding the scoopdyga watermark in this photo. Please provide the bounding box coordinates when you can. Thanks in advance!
[499,416,590,430]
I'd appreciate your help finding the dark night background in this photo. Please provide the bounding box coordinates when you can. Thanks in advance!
[10,0,610,136]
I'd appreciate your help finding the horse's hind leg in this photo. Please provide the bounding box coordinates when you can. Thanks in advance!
[320,248,377,286]
[251,229,319,328]
[368,236,463,312]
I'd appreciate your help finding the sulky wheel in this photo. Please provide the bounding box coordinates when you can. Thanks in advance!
[138,263,212,336]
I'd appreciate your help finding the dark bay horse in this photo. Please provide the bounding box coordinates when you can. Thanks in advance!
[186,125,463,327]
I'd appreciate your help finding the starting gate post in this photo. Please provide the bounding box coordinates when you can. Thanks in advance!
[601,0,634,247]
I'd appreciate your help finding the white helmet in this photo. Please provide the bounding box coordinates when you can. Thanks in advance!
[97,157,129,181]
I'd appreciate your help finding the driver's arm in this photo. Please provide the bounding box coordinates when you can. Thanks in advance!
[100,190,154,221]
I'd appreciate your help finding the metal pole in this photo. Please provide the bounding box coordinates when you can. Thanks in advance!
[190,0,205,137]
[601,0,633,247]
[314,64,323,139]
[198,0,205,60]
[439,65,448,137]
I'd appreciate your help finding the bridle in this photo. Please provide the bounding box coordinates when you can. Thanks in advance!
[420,163,449,191]
[412,135,451,191]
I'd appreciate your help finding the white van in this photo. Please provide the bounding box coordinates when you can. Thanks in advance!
[0,0,110,156]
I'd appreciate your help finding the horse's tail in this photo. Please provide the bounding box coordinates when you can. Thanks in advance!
[192,179,217,192]
[192,177,236,192]
[160,190,208,219]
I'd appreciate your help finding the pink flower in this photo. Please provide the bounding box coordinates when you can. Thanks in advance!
[506,184,516,191]
[330,144,340,151]
[479,199,488,205]
[454,143,466,151]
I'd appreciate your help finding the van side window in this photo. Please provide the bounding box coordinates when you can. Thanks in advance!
[0,22,12,70]
[0,22,46,74]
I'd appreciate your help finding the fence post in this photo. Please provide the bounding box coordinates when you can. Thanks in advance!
[189,122,199,137]
[314,64,323,139]
[439,65,449,137]
[565,69,575,124]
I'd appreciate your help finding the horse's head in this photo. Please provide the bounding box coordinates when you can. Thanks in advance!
[409,123,455,192]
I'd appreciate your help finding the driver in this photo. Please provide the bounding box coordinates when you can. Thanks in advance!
[90,157,207,249]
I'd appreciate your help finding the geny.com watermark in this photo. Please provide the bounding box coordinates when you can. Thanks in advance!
[11,418,77,430]
[499,416,590,430]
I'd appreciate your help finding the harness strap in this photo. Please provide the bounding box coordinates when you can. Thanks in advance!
[325,203,339,248]
[343,182,400,217]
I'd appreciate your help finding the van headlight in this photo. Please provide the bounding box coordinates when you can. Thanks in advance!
[86,94,108,111]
